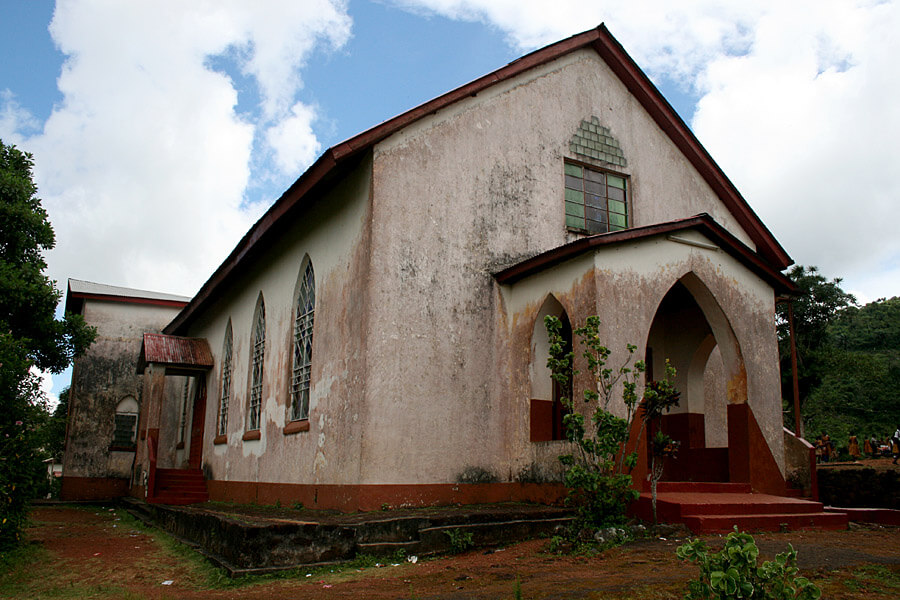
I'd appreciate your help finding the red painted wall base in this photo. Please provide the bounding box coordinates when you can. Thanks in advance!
[60,476,129,501]
[204,480,567,512]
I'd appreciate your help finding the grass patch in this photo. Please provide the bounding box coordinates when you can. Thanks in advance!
[0,541,51,594]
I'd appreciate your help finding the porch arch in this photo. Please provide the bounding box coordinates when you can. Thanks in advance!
[529,295,572,442]
[643,271,747,483]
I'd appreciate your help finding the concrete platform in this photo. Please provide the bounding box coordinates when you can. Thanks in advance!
[122,498,573,576]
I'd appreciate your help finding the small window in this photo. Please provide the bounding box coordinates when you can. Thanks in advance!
[564,162,628,234]
[290,261,315,422]
[112,396,139,448]
[217,322,233,437]
[248,296,266,432]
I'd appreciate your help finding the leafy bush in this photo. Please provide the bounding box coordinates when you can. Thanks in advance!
[443,528,474,554]
[546,315,643,530]
[545,315,679,533]
[676,528,821,599]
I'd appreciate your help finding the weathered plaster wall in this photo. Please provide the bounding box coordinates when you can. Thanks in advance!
[64,301,183,480]
[360,48,762,484]
[502,232,784,473]
[186,156,373,487]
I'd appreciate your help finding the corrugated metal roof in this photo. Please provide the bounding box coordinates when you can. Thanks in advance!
[68,279,191,303]
[137,333,214,372]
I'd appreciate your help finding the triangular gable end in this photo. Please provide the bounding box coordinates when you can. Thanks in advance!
[165,24,791,336]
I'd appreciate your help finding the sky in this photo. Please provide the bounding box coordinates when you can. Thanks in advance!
[2,0,899,402]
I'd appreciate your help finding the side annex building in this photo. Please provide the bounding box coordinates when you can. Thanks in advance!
[62,25,800,511]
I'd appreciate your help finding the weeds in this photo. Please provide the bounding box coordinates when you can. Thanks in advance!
[444,528,475,554]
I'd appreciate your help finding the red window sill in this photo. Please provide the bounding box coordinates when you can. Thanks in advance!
[283,420,310,435]
[213,434,227,445]
[242,430,261,442]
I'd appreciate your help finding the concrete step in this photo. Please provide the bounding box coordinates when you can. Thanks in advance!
[356,540,423,557]
[149,493,209,505]
[152,468,208,505]
[645,493,826,517]
[417,517,571,554]
[654,482,752,494]
[682,511,849,534]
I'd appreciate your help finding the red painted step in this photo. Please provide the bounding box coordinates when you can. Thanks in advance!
[682,511,848,534]
[630,482,848,533]
[149,468,209,505]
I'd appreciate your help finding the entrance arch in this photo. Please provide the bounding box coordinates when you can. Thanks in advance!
[644,273,747,483]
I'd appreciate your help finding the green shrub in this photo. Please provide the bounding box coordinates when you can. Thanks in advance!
[443,528,474,554]
[676,528,821,599]
[545,315,679,534]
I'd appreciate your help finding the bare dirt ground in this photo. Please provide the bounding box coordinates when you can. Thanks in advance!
[3,505,900,599]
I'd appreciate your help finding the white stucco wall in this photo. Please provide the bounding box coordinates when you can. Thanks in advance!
[186,156,372,486]
[358,48,766,484]
[65,300,183,479]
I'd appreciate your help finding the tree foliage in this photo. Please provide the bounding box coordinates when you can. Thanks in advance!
[0,140,95,550]
[545,315,679,533]
[776,265,856,429]
[778,264,900,442]
[804,297,900,441]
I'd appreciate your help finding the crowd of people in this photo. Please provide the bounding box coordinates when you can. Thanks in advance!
[815,427,900,464]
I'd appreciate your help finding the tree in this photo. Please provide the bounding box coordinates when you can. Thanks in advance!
[0,139,95,549]
[803,297,900,441]
[776,266,855,431]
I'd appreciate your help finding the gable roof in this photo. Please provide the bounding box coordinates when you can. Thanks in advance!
[494,213,796,294]
[66,278,190,316]
[165,24,791,335]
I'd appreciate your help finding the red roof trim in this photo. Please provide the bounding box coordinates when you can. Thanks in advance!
[166,25,791,334]
[494,214,795,294]
[69,292,188,309]
[590,29,790,269]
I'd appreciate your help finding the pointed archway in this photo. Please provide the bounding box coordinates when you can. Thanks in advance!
[644,273,747,483]
[529,295,572,442]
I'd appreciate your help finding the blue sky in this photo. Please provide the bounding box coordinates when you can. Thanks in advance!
[2,1,899,401]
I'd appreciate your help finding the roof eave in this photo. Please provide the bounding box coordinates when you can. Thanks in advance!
[494,214,796,295]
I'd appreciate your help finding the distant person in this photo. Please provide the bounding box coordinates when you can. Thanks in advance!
[848,435,861,459]
[893,426,900,465]
[864,436,874,457]
[823,434,832,462]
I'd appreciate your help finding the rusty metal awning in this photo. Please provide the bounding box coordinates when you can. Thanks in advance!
[137,333,214,373]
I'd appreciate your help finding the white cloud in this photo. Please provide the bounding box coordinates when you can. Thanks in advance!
[3,0,351,297]
[266,102,322,174]
[31,367,59,411]
[0,91,40,144]
[391,0,900,301]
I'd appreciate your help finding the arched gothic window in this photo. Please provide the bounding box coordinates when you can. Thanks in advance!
[217,321,233,436]
[248,296,266,431]
[291,261,315,421]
